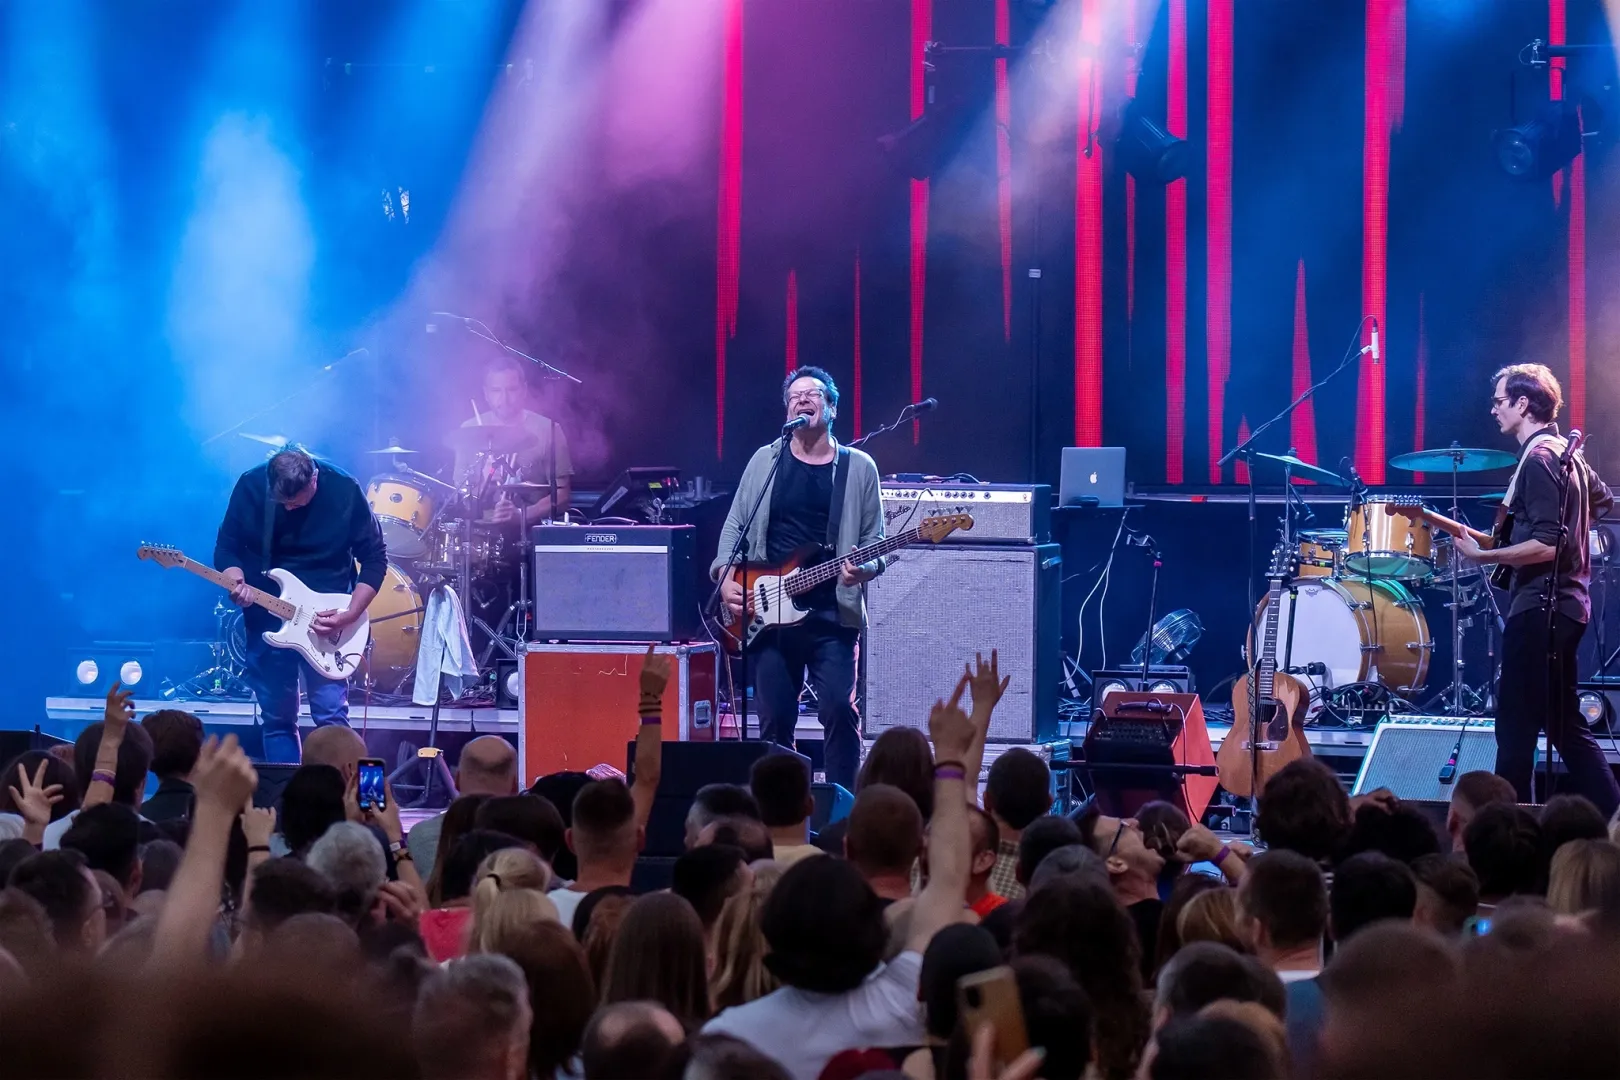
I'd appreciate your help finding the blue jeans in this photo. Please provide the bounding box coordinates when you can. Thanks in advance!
[753,619,861,790]
[244,632,352,763]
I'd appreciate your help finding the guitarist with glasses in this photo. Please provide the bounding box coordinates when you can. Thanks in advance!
[713,367,886,789]
[215,447,388,763]
[1452,364,1619,814]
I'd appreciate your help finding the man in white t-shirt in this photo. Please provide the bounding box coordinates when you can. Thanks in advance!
[704,677,978,1080]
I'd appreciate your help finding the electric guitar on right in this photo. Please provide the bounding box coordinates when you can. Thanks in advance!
[1384,497,1513,589]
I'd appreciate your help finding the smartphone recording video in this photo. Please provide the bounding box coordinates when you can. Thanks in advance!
[357,757,387,812]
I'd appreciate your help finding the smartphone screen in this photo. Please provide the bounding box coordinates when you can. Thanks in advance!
[357,758,387,812]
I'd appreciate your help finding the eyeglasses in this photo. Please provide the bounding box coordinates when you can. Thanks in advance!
[1491,396,1512,407]
[1107,818,1129,858]
[787,389,826,404]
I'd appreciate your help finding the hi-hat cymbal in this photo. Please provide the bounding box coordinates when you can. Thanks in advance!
[1389,446,1516,473]
[368,444,418,455]
[1250,451,1350,488]
[445,424,529,455]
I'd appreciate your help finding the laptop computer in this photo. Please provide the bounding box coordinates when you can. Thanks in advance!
[1059,447,1127,507]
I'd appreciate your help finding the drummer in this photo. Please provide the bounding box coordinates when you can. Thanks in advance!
[455,356,573,523]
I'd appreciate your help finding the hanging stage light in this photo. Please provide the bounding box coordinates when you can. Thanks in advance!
[1118,100,1189,184]
[1494,101,1584,178]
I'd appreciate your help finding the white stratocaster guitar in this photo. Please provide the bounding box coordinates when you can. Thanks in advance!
[137,543,370,680]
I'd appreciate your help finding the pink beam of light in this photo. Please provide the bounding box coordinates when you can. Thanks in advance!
[1414,293,1427,483]
[785,269,799,373]
[909,0,932,443]
[995,0,1013,341]
[1290,260,1319,479]
[715,0,743,458]
[1074,0,1105,447]
[1357,0,1404,485]
[1205,0,1232,482]
[1550,0,1587,431]
[1165,0,1186,484]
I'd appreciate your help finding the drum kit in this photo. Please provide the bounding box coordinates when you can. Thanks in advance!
[202,426,559,701]
[1247,443,1521,724]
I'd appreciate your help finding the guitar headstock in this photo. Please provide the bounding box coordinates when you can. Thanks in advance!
[918,513,974,543]
[1382,495,1424,518]
[136,543,186,569]
[1266,545,1298,582]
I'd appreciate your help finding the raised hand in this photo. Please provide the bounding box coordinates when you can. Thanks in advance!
[103,682,136,737]
[928,673,977,763]
[375,879,427,929]
[965,650,1011,717]
[192,735,258,816]
[8,760,64,830]
[240,805,276,850]
[640,643,673,703]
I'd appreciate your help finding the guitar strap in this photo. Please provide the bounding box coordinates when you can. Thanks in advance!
[260,470,277,576]
[826,444,851,550]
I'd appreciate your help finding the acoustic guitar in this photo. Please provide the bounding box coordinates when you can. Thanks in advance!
[1217,546,1311,797]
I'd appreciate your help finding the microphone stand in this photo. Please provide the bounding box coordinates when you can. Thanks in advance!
[706,426,799,742]
[849,401,933,449]
[201,347,372,448]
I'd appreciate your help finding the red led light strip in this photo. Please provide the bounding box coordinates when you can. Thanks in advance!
[1550,0,1586,431]
[714,0,744,458]
[909,0,931,443]
[1205,0,1232,482]
[1074,0,1104,447]
[995,0,1012,342]
[1165,0,1187,484]
[1290,260,1318,477]
[785,269,798,373]
[1357,0,1403,485]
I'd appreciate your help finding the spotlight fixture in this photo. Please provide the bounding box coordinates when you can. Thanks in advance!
[120,661,144,687]
[1095,678,1129,703]
[1579,690,1608,728]
[1494,101,1584,178]
[75,660,99,686]
[1118,100,1189,184]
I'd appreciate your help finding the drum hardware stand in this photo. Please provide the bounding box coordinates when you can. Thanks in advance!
[162,599,252,700]
[477,499,536,668]
[1218,318,1370,626]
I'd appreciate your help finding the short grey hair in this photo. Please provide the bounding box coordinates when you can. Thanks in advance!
[414,954,531,1080]
[1029,843,1109,893]
[305,821,387,923]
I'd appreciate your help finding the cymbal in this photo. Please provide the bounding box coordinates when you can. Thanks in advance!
[1250,451,1349,488]
[368,444,417,455]
[1389,447,1516,473]
[444,424,529,455]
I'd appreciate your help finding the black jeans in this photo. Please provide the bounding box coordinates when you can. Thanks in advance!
[752,618,861,790]
[1496,610,1620,817]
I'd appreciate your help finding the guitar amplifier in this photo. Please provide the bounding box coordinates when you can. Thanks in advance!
[881,484,1051,545]
[867,543,1061,743]
[1352,717,1501,801]
[1082,693,1217,822]
[529,525,699,641]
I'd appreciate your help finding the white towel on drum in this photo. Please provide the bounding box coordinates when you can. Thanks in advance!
[413,585,481,706]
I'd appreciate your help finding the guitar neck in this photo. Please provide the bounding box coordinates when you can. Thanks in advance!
[1257,577,1283,699]
[178,558,296,620]
[1405,506,1496,548]
[787,527,925,593]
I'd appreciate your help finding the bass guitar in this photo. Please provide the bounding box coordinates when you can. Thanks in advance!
[137,543,370,680]
[1383,497,1512,588]
[717,513,973,654]
[1217,546,1311,797]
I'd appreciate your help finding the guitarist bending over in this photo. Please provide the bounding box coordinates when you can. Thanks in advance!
[1454,364,1619,815]
[713,367,886,789]
[215,447,388,763]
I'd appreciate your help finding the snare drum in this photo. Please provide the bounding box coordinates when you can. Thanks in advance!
[366,475,440,561]
[1248,578,1432,707]
[1297,529,1346,579]
[364,563,423,692]
[1342,497,1434,581]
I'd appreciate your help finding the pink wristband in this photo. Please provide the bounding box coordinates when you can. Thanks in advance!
[935,766,966,781]
[639,714,662,725]
[1213,846,1231,866]
[91,770,117,787]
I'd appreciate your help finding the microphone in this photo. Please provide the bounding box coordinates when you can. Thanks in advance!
[1370,319,1380,364]
[904,397,939,414]
[782,415,811,436]
[1562,429,1586,467]
[1439,748,1459,784]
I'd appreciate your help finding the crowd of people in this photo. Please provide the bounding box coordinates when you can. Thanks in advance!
[2,654,1620,1079]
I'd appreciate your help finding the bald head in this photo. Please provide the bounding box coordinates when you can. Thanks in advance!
[301,726,368,778]
[458,736,518,797]
[581,1001,685,1080]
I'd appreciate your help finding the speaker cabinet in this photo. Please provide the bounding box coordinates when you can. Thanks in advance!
[1082,693,1216,822]
[529,525,698,641]
[867,544,1061,743]
[1352,718,1500,800]
[626,740,789,856]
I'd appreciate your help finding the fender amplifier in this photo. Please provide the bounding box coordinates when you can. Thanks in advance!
[881,484,1051,544]
[529,524,699,641]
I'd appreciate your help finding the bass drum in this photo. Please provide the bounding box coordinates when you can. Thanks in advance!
[364,563,424,693]
[1249,578,1432,712]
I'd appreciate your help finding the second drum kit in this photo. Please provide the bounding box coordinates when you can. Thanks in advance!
[1244,443,1524,723]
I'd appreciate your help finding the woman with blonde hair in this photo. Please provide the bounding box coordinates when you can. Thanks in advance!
[1176,883,1249,954]
[477,909,596,1079]
[1547,838,1620,924]
[469,847,557,952]
[709,861,783,1010]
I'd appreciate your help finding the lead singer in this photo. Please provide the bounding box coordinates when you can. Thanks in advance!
[712,367,888,790]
